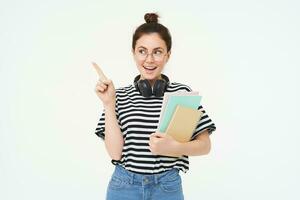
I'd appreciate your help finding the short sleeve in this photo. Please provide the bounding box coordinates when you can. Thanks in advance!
[94,94,121,141]
[95,110,106,140]
[191,105,216,140]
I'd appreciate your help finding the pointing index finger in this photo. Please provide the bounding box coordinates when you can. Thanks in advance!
[92,62,108,82]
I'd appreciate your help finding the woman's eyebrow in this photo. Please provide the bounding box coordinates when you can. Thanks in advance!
[137,46,164,50]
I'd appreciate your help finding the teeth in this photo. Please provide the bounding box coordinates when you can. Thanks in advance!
[144,66,157,70]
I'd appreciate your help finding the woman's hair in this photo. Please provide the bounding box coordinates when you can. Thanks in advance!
[132,13,172,52]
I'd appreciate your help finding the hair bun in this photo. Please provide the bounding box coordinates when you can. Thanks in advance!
[144,13,159,23]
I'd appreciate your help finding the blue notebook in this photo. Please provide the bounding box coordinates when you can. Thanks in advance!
[158,93,202,132]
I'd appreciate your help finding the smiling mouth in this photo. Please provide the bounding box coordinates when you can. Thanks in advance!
[143,66,157,71]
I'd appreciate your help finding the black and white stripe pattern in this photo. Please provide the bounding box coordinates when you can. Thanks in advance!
[95,82,216,174]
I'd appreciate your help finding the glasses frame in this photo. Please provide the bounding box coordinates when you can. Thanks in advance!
[134,49,168,62]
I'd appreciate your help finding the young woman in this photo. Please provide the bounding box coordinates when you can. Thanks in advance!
[94,13,216,200]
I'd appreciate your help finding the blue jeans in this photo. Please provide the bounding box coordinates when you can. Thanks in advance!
[106,165,184,200]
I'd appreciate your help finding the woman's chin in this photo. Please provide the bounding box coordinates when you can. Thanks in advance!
[141,73,159,80]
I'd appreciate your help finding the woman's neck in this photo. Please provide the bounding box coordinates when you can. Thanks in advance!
[142,74,162,87]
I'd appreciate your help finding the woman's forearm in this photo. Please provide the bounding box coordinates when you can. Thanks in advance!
[103,103,124,160]
[176,133,211,156]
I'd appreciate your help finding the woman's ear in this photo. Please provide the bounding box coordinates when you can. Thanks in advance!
[132,48,138,63]
[166,51,171,62]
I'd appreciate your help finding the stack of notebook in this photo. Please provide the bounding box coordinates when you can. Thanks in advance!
[157,91,203,142]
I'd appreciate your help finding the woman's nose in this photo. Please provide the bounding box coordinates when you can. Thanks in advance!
[145,53,155,62]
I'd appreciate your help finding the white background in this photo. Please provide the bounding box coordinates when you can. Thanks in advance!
[1,0,299,199]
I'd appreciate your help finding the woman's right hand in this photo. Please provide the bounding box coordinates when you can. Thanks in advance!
[95,79,116,107]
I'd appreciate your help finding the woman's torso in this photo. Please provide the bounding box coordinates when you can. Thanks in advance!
[115,82,192,174]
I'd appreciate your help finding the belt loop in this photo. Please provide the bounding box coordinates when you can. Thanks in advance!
[154,174,158,184]
[130,172,134,184]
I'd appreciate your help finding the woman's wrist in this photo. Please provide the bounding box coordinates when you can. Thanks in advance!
[170,140,184,156]
[103,102,116,110]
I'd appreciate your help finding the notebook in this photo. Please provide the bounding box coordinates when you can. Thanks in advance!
[158,92,201,132]
[157,91,199,129]
[165,105,203,142]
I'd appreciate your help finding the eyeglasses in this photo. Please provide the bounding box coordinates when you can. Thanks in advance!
[135,49,167,61]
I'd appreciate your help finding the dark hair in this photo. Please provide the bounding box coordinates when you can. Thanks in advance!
[132,13,172,52]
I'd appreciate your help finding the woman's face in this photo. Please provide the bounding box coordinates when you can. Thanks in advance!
[132,33,170,84]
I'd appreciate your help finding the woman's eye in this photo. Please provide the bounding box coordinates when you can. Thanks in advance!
[154,50,162,55]
[139,49,147,54]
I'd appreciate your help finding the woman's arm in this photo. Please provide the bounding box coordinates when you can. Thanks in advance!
[103,103,124,161]
[95,77,124,161]
[176,130,211,156]
[149,130,211,157]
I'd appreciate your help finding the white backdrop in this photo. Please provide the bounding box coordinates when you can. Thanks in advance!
[1,0,299,199]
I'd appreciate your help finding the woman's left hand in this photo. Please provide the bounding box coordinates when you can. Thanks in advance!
[149,132,182,157]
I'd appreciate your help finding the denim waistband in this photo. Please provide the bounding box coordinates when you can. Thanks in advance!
[112,165,180,185]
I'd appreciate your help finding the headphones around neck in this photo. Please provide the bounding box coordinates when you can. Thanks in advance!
[134,74,170,97]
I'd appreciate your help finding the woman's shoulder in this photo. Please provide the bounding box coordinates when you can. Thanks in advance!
[168,82,193,92]
[115,84,136,95]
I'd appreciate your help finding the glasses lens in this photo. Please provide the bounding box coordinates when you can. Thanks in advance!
[136,50,165,61]
[153,54,164,61]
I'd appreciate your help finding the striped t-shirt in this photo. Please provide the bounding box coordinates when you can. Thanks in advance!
[95,82,216,174]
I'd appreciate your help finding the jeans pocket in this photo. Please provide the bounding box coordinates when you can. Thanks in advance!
[108,176,124,190]
[159,173,182,193]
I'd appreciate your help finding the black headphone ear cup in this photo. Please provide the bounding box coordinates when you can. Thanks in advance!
[137,79,152,97]
[133,74,169,97]
[153,80,167,97]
